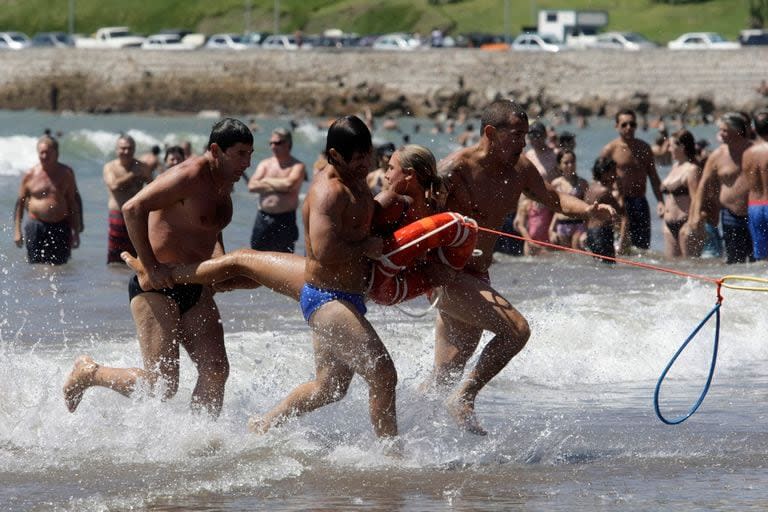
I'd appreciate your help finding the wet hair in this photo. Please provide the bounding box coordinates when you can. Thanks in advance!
[480,99,528,133]
[207,118,253,151]
[272,127,292,149]
[558,131,575,144]
[671,129,697,162]
[592,157,616,181]
[324,115,372,166]
[753,109,768,138]
[37,134,58,152]
[164,145,185,163]
[150,145,161,156]
[396,144,444,209]
[615,109,636,124]
[556,149,576,165]
[720,112,749,138]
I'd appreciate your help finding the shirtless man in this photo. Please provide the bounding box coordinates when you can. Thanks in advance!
[247,128,306,253]
[742,110,768,261]
[103,135,153,264]
[426,100,615,434]
[13,135,81,265]
[139,145,161,175]
[600,109,663,253]
[688,112,754,264]
[251,115,397,438]
[63,118,254,417]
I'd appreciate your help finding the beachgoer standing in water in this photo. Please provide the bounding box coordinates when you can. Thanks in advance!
[600,109,664,254]
[103,134,152,264]
[247,128,306,253]
[63,118,254,417]
[742,110,768,261]
[13,135,81,265]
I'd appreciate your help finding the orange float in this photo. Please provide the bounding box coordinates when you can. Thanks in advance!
[368,212,478,305]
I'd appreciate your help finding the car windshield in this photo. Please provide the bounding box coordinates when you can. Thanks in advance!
[708,33,725,42]
[624,33,646,43]
[10,34,27,43]
[110,31,132,38]
[230,36,245,43]
[540,36,557,44]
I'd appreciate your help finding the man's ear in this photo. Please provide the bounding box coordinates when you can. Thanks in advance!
[482,124,495,140]
[209,142,222,158]
[328,148,342,164]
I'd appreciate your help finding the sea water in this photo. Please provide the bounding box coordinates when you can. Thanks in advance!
[1,110,767,511]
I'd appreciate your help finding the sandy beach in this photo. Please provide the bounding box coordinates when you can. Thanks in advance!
[2,47,767,118]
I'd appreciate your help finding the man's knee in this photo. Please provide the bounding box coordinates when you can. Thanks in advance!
[198,358,230,388]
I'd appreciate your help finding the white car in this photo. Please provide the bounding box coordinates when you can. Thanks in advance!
[261,34,304,50]
[590,32,657,51]
[667,32,740,50]
[204,34,253,50]
[372,33,420,51]
[0,31,31,50]
[142,34,198,50]
[511,34,562,52]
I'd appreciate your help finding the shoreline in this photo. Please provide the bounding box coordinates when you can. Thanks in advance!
[2,48,768,119]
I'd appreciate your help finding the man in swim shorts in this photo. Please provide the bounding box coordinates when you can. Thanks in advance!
[64,118,254,417]
[743,110,768,261]
[14,135,82,265]
[600,109,664,253]
[689,113,754,263]
[247,128,306,253]
[250,116,398,439]
[426,100,615,435]
[103,134,153,264]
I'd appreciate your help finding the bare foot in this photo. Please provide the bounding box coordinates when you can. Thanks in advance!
[63,355,98,413]
[247,415,270,435]
[120,251,150,290]
[447,394,487,436]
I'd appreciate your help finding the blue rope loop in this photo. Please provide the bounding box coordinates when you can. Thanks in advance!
[654,302,721,425]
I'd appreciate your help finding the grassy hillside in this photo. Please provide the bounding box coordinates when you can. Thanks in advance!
[0,0,755,43]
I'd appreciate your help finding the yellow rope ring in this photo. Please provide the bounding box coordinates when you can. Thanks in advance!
[720,275,768,292]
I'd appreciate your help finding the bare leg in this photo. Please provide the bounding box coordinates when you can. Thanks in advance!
[427,272,530,434]
[122,249,305,300]
[252,300,398,438]
[179,289,229,417]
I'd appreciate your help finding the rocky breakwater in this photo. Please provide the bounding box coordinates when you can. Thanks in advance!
[1,47,767,118]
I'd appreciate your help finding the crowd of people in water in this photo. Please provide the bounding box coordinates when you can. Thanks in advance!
[10,100,768,442]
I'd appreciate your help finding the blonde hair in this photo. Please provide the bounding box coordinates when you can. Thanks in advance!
[396,144,444,209]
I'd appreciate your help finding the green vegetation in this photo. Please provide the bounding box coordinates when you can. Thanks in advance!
[0,0,754,43]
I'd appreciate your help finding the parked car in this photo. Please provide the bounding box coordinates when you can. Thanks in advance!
[589,31,657,50]
[74,27,145,49]
[141,34,198,50]
[31,32,74,48]
[204,33,253,50]
[0,31,31,50]
[372,33,421,51]
[261,34,304,50]
[739,29,768,46]
[511,33,563,52]
[667,32,740,50]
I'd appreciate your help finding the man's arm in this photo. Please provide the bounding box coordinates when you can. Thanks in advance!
[688,151,718,228]
[103,161,141,192]
[247,160,269,193]
[642,144,664,204]
[64,168,81,248]
[13,174,29,247]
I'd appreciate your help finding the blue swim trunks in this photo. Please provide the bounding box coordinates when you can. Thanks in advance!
[299,283,367,322]
[748,202,768,261]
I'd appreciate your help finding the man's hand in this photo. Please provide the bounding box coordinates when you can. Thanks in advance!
[146,263,175,290]
[586,201,617,222]
[14,232,22,248]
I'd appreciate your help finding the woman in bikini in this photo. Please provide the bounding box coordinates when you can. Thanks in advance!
[548,150,588,249]
[660,129,702,258]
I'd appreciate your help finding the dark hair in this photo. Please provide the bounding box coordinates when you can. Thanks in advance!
[615,109,636,124]
[151,145,161,155]
[721,112,749,138]
[480,99,528,133]
[672,129,697,162]
[324,115,372,166]
[556,149,575,165]
[592,157,616,181]
[164,145,185,163]
[207,118,253,151]
[754,109,768,137]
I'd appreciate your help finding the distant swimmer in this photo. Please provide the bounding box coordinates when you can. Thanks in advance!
[103,134,152,264]
[424,100,615,434]
[64,118,254,417]
[161,145,185,174]
[743,110,768,261]
[600,109,664,253]
[247,128,306,253]
[139,145,161,175]
[13,135,82,265]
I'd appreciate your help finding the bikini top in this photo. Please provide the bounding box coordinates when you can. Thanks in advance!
[661,171,690,197]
